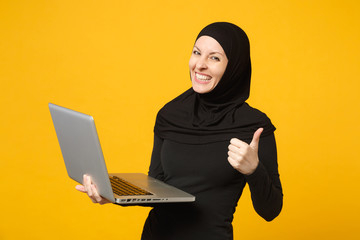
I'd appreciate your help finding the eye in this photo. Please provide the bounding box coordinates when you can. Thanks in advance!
[210,56,220,61]
[193,50,200,55]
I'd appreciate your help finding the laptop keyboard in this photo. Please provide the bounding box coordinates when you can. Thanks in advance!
[109,175,153,196]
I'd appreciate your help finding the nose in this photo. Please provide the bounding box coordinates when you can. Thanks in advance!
[196,56,207,70]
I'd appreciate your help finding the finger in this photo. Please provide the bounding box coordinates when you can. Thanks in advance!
[85,175,93,188]
[91,184,102,202]
[75,185,86,192]
[81,175,97,203]
[227,156,240,170]
[100,198,112,205]
[228,144,248,155]
[85,175,93,197]
[250,128,263,149]
[228,150,242,161]
[87,185,97,203]
[230,138,248,148]
[83,175,89,192]
[83,174,89,192]
[228,144,238,153]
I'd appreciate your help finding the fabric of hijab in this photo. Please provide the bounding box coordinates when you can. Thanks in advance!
[154,22,275,144]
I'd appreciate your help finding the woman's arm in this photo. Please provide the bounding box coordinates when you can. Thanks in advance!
[75,134,165,206]
[75,174,112,204]
[244,133,283,221]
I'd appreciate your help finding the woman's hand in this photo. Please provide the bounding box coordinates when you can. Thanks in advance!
[75,174,111,205]
[227,128,263,175]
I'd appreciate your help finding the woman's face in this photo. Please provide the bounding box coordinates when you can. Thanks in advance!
[189,36,228,94]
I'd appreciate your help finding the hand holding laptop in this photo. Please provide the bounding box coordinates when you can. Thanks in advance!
[75,174,111,205]
[49,103,195,205]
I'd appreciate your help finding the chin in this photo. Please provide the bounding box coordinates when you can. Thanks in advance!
[192,86,212,94]
[192,81,215,94]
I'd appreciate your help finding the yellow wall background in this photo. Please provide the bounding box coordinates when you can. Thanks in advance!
[1,0,359,239]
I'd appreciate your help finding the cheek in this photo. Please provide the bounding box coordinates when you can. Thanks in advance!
[188,56,196,70]
[212,70,223,82]
[215,64,227,80]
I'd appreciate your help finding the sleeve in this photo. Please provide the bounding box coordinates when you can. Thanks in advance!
[148,134,165,181]
[244,133,283,221]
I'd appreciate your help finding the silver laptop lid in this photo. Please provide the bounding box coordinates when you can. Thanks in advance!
[49,103,115,202]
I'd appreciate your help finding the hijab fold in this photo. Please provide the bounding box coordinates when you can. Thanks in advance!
[154,22,275,144]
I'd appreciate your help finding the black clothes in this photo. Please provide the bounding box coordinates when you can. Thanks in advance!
[142,22,283,239]
[154,22,275,144]
[155,89,276,144]
[141,133,282,240]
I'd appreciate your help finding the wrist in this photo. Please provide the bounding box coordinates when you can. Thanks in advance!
[245,160,259,176]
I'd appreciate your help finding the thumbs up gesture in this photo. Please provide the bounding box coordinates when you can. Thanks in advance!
[227,128,263,175]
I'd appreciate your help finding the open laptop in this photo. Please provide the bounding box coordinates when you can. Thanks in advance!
[49,103,195,205]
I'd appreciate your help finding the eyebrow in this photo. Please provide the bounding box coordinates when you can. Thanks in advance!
[193,46,225,56]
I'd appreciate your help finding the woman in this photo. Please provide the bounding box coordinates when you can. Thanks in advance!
[77,22,283,240]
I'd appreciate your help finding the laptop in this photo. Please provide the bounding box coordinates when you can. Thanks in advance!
[49,103,195,205]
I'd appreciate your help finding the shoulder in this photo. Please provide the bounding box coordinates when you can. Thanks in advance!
[239,102,273,121]
[239,102,267,116]
[234,102,276,139]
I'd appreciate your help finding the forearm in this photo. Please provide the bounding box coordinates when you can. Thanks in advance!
[245,133,283,221]
[245,162,283,221]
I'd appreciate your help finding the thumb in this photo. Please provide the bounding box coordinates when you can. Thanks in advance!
[75,185,86,192]
[250,128,263,150]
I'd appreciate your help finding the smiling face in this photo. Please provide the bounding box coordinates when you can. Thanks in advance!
[189,36,228,94]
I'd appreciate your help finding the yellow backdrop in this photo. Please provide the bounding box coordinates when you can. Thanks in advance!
[1,0,359,239]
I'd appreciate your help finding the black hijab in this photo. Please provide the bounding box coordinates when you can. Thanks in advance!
[154,22,275,144]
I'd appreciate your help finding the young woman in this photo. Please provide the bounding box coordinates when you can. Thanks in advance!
[77,22,283,240]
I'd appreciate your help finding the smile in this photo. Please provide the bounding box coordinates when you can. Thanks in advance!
[195,73,212,81]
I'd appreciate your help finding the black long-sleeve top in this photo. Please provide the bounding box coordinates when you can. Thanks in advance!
[141,133,283,240]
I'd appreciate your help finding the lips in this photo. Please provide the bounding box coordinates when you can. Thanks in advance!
[195,73,212,83]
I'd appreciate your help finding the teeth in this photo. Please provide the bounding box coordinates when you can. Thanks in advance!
[196,73,211,81]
